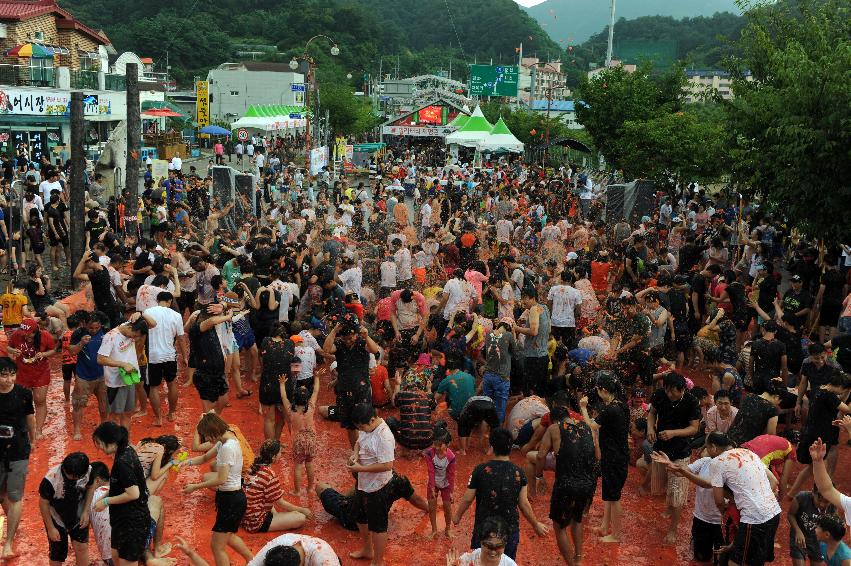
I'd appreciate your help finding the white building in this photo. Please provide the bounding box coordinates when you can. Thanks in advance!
[685,70,753,102]
[519,57,569,105]
[206,62,304,123]
[530,100,582,130]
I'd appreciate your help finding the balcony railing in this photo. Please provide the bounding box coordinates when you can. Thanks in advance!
[0,63,56,87]
[70,69,98,89]
[105,73,126,91]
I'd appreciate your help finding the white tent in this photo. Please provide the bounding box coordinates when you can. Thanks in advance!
[476,117,524,153]
[444,106,493,147]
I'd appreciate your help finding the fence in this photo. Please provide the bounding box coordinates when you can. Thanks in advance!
[0,63,56,87]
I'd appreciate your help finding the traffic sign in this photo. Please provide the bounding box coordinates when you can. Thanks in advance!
[291,84,306,92]
[469,64,519,97]
[289,113,301,119]
[237,129,249,141]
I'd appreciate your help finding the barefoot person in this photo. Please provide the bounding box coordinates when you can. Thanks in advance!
[424,423,456,539]
[280,372,320,495]
[174,533,340,566]
[0,357,34,560]
[241,440,312,534]
[445,516,519,566]
[38,452,94,566]
[68,311,109,441]
[143,291,186,425]
[347,403,395,566]
[7,318,57,439]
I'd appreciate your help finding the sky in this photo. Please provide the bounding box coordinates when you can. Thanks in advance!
[513,0,548,6]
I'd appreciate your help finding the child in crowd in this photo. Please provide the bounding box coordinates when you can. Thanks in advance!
[424,423,457,539]
[280,372,320,495]
[61,312,83,403]
[815,514,851,566]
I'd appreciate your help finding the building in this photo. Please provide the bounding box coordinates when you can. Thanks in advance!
[0,1,169,162]
[206,61,304,124]
[530,99,581,130]
[519,57,569,106]
[586,59,637,80]
[685,69,753,103]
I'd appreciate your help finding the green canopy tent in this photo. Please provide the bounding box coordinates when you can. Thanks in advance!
[443,106,493,147]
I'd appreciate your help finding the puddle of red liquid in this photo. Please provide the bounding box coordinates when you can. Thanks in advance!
[4,362,839,565]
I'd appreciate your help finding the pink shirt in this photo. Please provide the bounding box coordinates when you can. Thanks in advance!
[464,269,489,304]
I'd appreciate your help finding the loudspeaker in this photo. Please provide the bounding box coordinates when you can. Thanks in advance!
[605,180,656,224]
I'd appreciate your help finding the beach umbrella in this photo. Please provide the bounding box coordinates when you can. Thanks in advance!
[5,43,57,58]
[199,125,231,135]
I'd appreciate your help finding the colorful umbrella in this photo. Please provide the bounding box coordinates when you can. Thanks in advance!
[5,43,57,58]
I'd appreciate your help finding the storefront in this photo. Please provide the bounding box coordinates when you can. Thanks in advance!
[379,98,468,143]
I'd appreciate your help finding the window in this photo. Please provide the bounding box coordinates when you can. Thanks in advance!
[29,58,53,85]
[230,90,239,96]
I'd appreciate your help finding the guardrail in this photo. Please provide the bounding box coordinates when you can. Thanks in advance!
[0,63,56,87]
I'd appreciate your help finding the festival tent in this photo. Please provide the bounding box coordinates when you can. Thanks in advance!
[476,117,524,153]
[231,104,307,131]
[447,112,469,130]
[443,106,493,147]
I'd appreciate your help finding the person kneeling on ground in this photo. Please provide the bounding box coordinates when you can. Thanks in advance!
[175,533,340,566]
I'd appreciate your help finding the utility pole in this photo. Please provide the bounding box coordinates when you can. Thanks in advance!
[606,0,616,67]
[125,63,141,240]
[69,92,85,285]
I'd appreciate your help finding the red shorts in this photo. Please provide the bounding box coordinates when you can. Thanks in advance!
[17,369,50,388]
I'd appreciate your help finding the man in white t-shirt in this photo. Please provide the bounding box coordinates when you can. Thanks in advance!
[392,239,412,285]
[420,198,432,238]
[97,316,152,430]
[339,257,363,299]
[546,270,583,348]
[440,271,474,320]
[171,153,182,172]
[144,292,185,425]
[379,257,397,292]
[39,169,62,202]
[348,403,395,566]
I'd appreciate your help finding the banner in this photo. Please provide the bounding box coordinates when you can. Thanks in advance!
[309,146,328,175]
[196,80,210,127]
[382,125,455,137]
[0,87,114,116]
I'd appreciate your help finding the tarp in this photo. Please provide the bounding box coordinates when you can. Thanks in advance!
[476,117,524,153]
[235,104,307,131]
[444,105,492,148]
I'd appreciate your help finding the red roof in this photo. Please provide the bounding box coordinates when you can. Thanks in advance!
[0,0,110,44]
[139,57,153,64]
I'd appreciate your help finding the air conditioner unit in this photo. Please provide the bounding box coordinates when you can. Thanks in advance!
[0,24,7,39]
[33,31,44,41]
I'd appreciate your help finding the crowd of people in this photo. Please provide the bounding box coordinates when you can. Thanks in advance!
[1,137,851,566]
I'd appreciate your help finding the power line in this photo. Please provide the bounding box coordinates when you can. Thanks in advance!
[443,0,467,61]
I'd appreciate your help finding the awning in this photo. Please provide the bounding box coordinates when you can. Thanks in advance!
[141,100,186,117]
[142,108,183,117]
[4,43,68,58]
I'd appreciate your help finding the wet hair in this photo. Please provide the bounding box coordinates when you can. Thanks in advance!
[489,428,512,456]
[196,412,230,443]
[817,514,846,541]
[89,461,110,482]
[93,422,130,454]
[808,342,826,355]
[521,286,537,299]
[61,452,90,478]
[477,515,510,545]
[263,545,301,566]
[140,435,180,467]
[291,385,311,412]
[351,403,376,425]
[0,357,16,374]
[446,354,465,372]
[703,347,721,364]
[691,386,709,401]
[249,439,281,476]
[433,421,452,445]
[706,431,733,449]
[156,291,173,303]
[763,378,785,397]
[662,372,687,391]
[713,389,731,402]
[595,370,623,399]
[827,371,851,390]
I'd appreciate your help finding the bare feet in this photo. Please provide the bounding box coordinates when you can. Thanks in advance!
[73,431,82,441]
[2,545,19,559]
[444,527,454,539]
[145,558,177,566]
[153,418,163,427]
[661,511,671,519]
[288,489,302,496]
[427,531,440,540]
[155,543,173,557]
[663,531,677,545]
[591,525,607,536]
[600,534,620,543]
[133,410,147,419]
[167,413,177,422]
[349,549,373,560]
[637,485,649,496]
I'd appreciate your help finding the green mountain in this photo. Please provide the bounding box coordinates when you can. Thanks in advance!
[525,0,741,45]
[59,0,561,85]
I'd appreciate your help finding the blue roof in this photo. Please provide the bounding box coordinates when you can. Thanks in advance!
[531,100,575,112]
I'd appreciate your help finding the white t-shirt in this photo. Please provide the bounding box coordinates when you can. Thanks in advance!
[356,420,395,493]
[135,284,172,312]
[547,284,583,328]
[97,326,139,388]
[39,179,62,201]
[248,534,340,566]
[688,457,722,524]
[442,277,474,319]
[458,549,517,566]
[394,248,412,281]
[709,448,781,524]
[90,485,112,561]
[841,494,851,527]
[340,267,363,298]
[420,203,432,227]
[295,344,316,381]
[144,305,184,364]
[380,261,397,288]
[215,438,244,492]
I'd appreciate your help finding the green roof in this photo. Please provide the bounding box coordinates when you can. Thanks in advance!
[490,117,512,135]
[245,104,306,118]
[456,106,492,132]
[448,113,469,128]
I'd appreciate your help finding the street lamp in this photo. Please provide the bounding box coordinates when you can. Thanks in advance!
[289,34,340,171]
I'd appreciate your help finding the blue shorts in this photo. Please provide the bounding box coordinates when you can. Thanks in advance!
[233,316,256,350]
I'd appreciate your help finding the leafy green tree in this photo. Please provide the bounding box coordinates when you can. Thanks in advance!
[724,0,851,243]
[319,83,379,137]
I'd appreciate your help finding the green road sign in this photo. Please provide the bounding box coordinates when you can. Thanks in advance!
[469,64,519,97]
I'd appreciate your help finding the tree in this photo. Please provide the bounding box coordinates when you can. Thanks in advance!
[319,82,378,137]
[724,0,851,243]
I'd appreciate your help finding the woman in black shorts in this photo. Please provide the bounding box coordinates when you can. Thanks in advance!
[580,371,629,543]
[258,324,296,440]
[458,395,501,455]
[91,422,152,566]
[180,412,253,565]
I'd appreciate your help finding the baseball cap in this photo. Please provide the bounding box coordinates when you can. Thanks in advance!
[290,335,304,344]
[567,252,578,261]
[20,318,37,333]
[790,274,802,282]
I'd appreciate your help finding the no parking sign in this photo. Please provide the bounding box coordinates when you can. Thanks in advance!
[237,129,249,142]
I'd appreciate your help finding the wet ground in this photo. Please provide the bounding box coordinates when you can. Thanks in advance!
[5,355,843,566]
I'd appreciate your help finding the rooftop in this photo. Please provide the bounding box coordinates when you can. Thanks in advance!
[530,99,575,112]
[0,0,110,44]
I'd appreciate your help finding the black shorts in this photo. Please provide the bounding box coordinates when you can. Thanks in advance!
[336,389,371,430]
[48,233,69,247]
[213,489,247,533]
[257,510,273,533]
[325,405,341,422]
[111,513,151,562]
[549,484,593,526]
[821,300,842,327]
[147,361,177,387]
[355,481,394,533]
[458,399,500,437]
[48,520,88,562]
[193,369,228,402]
[62,363,76,381]
[523,355,549,396]
[692,516,725,563]
[178,290,197,314]
[259,373,284,406]
[729,514,780,566]
[320,488,358,531]
[601,459,628,501]
[551,326,577,347]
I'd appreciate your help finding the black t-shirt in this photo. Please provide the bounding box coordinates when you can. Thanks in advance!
[597,402,630,463]
[39,476,87,528]
[802,389,842,446]
[468,459,527,533]
[26,279,52,310]
[832,334,851,373]
[85,219,107,242]
[782,289,813,327]
[678,244,703,274]
[750,338,786,393]
[88,266,114,309]
[553,419,598,495]
[691,274,709,318]
[46,203,68,237]
[821,269,845,304]
[757,275,779,313]
[259,337,294,381]
[728,394,778,446]
[0,385,34,461]
[800,360,836,394]
[108,446,150,527]
[334,338,371,395]
[650,388,701,460]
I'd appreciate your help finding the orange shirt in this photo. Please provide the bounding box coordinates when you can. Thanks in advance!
[590,261,612,292]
